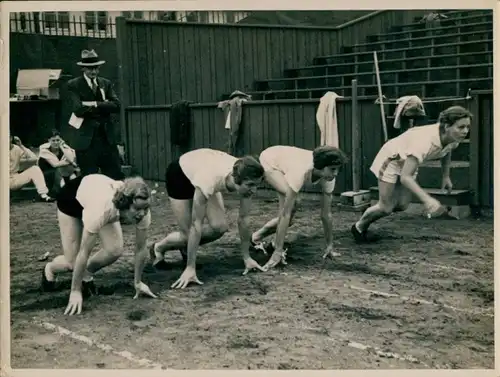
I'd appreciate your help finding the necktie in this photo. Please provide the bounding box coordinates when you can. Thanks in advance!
[92,79,103,101]
[91,79,97,94]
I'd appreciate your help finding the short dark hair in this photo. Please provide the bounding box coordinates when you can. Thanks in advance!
[232,155,265,184]
[48,129,61,139]
[313,145,349,170]
[438,106,473,132]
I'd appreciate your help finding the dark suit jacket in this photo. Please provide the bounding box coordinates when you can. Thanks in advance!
[64,75,120,150]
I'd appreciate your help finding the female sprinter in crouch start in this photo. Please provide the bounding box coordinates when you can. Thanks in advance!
[251,144,349,269]
[41,174,157,316]
[150,148,266,289]
[351,105,472,243]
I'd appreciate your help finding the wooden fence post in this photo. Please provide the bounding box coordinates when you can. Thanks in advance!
[351,79,360,192]
[338,79,371,212]
[467,92,480,209]
[116,16,130,172]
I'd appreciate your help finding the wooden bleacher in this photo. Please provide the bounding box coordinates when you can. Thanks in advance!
[386,10,492,33]
[284,51,491,77]
[235,9,492,100]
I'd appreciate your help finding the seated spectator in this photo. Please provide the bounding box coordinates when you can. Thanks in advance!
[10,135,55,202]
[38,130,78,196]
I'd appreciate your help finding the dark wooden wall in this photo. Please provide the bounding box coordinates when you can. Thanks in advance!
[469,90,494,208]
[125,97,387,195]
[116,10,429,106]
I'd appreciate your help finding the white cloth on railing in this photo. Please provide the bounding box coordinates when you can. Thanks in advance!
[316,91,343,147]
[393,95,425,129]
[217,90,252,154]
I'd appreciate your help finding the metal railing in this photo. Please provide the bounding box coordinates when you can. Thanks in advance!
[10,12,117,38]
[10,11,252,38]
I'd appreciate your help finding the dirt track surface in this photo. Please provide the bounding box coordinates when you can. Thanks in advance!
[9,185,494,369]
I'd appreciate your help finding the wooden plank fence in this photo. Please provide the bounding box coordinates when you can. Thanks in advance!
[124,91,493,207]
[125,96,389,195]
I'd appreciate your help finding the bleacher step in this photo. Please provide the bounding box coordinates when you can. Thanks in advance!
[352,29,492,53]
[368,20,492,43]
[369,186,471,206]
[244,75,492,100]
[285,51,491,79]
[420,160,469,168]
[417,160,470,190]
[369,186,472,219]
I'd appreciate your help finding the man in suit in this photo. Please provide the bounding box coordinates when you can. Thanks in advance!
[65,49,123,180]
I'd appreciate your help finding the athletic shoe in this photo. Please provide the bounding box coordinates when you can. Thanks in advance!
[179,248,187,264]
[148,243,157,262]
[266,242,290,265]
[260,241,291,254]
[149,242,170,270]
[351,223,368,243]
[40,268,57,292]
[82,280,98,298]
[37,194,55,203]
[250,240,269,255]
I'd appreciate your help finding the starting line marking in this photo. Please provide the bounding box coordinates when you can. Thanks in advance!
[345,285,494,317]
[279,323,431,367]
[344,340,429,367]
[421,262,474,273]
[34,320,164,369]
[36,319,431,368]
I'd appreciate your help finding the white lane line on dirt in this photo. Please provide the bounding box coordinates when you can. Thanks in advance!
[345,340,428,367]
[281,323,431,367]
[421,262,474,273]
[35,320,164,369]
[345,284,494,317]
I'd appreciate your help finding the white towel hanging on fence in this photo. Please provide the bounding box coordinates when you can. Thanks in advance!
[316,91,343,147]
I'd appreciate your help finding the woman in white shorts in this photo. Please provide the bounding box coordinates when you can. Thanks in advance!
[252,145,349,270]
[41,174,157,315]
[151,148,265,289]
[351,105,472,243]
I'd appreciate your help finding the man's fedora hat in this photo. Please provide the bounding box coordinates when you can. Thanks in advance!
[76,49,106,67]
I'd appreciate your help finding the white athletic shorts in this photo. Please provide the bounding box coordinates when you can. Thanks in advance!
[370,154,418,184]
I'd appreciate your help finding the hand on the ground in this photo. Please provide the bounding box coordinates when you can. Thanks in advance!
[133,282,158,299]
[263,249,287,271]
[424,197,446,218]
[322,244,341,259]
[171,267,203,289]
[424,197,441,213]
[64,290,83,316]
[242,257,266,276]
[441,176,453,194]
